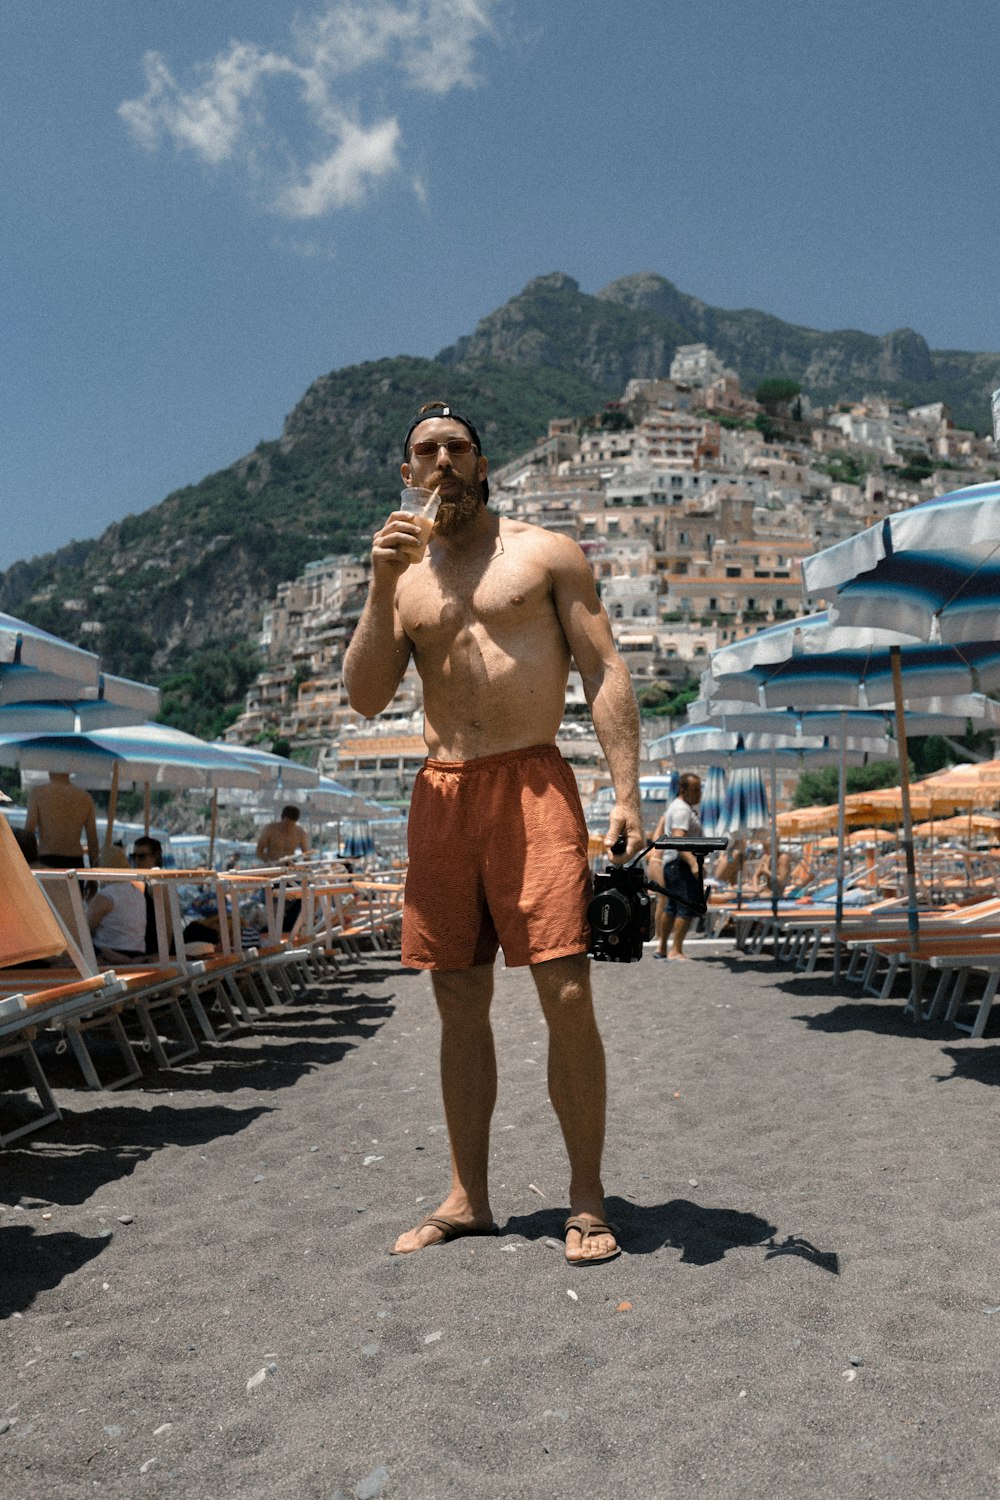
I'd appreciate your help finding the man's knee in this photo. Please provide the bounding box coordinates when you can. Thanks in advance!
[431,964,494,1023]
[532,954,594,1016]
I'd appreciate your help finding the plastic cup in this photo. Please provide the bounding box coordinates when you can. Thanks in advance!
[398,487,441,561]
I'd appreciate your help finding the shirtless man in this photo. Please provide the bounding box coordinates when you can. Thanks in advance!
[24,772,99,867]
[255,805,310,863]
[343,401,643,1264]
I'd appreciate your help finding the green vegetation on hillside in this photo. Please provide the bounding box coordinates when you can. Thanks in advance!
[157,641,262,742]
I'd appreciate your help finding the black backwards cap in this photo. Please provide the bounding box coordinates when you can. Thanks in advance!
[403,402,488,501]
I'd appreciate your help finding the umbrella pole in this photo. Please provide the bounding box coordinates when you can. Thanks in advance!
[834,719,847,981]
[103,763,120,862]
[890,646,921,980]
[144,781,151,837]
[208,788,218,869]
[769,754,779,923]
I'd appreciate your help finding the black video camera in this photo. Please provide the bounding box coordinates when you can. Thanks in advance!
[587,834,728,963]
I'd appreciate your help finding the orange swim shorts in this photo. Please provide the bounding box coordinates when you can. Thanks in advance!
[402,743,592,971]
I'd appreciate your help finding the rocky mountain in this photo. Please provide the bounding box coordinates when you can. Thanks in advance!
[3,271,998,738]
[440,272,1000,432]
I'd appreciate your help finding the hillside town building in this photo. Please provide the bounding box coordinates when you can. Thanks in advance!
[225,355,998,806]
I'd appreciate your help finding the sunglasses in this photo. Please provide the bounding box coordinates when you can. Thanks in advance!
[409,437,476,458]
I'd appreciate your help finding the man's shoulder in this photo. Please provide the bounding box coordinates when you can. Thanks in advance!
[500,519,585,565]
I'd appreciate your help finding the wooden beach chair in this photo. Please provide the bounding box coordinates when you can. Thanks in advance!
[0,820,134,1138]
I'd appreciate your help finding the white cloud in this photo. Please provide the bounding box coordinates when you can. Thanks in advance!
[295,0,496,97]
[118,2,499,217]
[276,117,402,217]
[119,44,294,166]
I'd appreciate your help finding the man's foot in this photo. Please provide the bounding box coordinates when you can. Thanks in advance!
[391,1213,499,1255]
[653,951,669,960]
[669,951,691,961]
[564,1213,620,1264]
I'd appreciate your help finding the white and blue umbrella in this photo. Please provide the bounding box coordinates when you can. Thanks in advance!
[686,695,1000,740]
[342,818,375,860]
[0,722,265,857]
[0,611,100,682]
[0,672,161,733]
[801,482,1000,960]
[208,741,319,789]
[700,765,727,838]
[708,613,1000,708]
[721,765,769,833]
[0,724,264,789]
[802,479,1000,644]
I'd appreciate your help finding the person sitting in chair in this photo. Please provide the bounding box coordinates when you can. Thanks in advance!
[87,845,149,964]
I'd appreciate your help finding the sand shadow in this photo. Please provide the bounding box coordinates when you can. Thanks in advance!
[0,1102,270,1207]
[790,1002,951,1039]
[270,996,394,1025]
[339,963,406,984]
[502,1197,839,1272]
[935,1045,1000,1087]
[0,1225,110,1318]
[130,1035,364,1095]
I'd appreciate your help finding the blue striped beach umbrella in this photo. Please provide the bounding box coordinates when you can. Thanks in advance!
[0,724,264,788]
[800,480,1000,966]
[0,611,100,683]
[208,741,319,789]
[802,479,1000,644]
[710,613,1000,709]
[0,672,161,733]
[721,766,768,833]
[700,764,727,837]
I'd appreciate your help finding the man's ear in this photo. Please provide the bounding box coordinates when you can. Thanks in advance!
[401,461,412,486]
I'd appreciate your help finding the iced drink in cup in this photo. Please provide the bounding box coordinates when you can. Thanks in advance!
[398,486,441,562]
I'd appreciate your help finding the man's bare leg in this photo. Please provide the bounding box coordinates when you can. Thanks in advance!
[531,954,617,1262]
[392,964,497,1253]
[669,915,692,959]
[657,907,674,959]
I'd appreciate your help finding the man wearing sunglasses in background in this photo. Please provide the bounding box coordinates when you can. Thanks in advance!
[344,401,643,1265]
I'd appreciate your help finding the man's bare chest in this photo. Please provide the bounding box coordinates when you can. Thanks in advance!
[398,553,555,643]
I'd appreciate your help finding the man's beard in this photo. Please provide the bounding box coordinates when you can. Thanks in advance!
[432,476,484,536]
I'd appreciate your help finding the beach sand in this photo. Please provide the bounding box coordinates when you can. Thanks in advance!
[3,943,1000,1499]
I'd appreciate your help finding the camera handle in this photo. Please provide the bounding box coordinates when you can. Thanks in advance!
[608,833,729,870]
[606,834,729,920]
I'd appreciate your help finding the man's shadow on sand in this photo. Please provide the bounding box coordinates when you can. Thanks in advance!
[504,1196,839,1273]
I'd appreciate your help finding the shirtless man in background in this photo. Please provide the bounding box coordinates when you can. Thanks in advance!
[255,805,310,863]
[25,772,99,867]
[344,401,643,1264]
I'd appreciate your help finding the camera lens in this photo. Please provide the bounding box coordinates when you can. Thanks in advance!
[587,887,633,935]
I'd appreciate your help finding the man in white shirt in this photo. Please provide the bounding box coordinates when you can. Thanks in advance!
[656,773,703,960]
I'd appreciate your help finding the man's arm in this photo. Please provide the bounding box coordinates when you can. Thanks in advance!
[549,535,644,859]
[343,515,416,717]
[669,807,699,874]
[256,831,272,862]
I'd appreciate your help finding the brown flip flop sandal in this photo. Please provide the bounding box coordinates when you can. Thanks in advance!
[395,1214,500,1251]
[564,1214,621,1264]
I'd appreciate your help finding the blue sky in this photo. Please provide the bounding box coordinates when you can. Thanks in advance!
[5,0,999,569]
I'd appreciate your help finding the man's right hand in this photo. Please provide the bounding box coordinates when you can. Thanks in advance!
[371,511,423,578]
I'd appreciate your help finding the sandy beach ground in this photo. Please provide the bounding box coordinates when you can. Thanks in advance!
[3,939,1000,1500]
